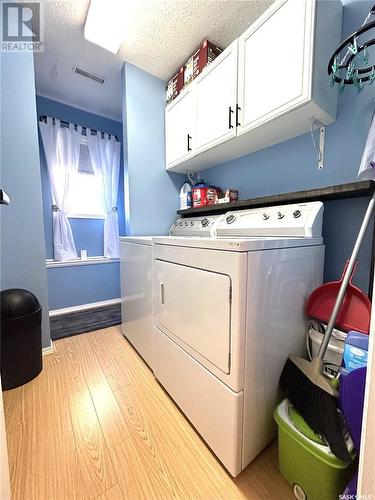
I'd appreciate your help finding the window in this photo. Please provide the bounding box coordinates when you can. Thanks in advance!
[68,137,106,219]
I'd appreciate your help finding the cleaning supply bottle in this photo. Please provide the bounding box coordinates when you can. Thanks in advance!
[341,331,369,375]
[179,183,192,210]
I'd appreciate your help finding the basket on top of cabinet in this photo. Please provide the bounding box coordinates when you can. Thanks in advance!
[165,0,343,174]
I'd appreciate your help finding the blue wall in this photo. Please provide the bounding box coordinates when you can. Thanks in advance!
[47,263,121,310]
[202,0,375,292]
[37,96,125,309]
[122,63,184,236]
[0,53,51,348]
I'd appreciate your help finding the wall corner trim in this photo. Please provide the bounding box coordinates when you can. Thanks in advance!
[42,342,54,356]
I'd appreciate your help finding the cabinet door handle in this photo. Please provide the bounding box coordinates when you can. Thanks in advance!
[236,105,241,127]
[228,106,234,129]
[160,282,165,305]
[187,134,192,152]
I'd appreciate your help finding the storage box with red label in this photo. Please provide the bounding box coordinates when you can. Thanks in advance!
[192,187,222,207]
[184,39,222,87]
[215,189,239,204]
[207,187,223,205]
[226,189,239,203]
[166,66,185,104]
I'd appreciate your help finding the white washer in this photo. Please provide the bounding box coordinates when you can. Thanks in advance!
[119,214,224,368]
[120,236,153,367]
[152,202,325,476]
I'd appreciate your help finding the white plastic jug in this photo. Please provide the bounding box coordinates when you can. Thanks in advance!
[179,183,192,210]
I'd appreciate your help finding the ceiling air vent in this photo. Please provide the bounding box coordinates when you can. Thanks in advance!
[73,66,106,85]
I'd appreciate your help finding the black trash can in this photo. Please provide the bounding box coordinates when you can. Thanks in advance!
[1,289,43,390]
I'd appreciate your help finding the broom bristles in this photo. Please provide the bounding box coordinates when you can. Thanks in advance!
[280,357,351,462]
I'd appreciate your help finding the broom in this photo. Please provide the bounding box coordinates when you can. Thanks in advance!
[280,191,375,461]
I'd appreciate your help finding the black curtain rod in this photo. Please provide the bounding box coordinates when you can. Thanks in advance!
[38,115,119,142]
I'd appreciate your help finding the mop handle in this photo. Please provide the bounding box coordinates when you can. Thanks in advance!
[317,191,375,359]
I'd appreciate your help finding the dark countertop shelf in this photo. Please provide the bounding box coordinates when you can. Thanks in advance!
[177,181,375,217]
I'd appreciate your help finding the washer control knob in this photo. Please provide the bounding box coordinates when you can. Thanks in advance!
[201,218,210,227]
[185,221,189,226]
[293,210,302,218]
[277,212,284,219]
[262,213,270,220]
[179,222,183,226]
[226,214,236,224]
[174,222,178,226]
[190,221,194,226]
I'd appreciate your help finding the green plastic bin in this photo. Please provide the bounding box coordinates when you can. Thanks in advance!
[274,400,355,500]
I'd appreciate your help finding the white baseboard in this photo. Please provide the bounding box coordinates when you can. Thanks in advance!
[49,298,121,317]
[42,342,54,356]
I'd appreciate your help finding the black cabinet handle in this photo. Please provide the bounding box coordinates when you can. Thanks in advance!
[236,105,241,127]
[228,106,234,129]
[187,134,192,151]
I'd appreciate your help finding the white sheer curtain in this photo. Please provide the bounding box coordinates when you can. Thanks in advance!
[39,118,81,261]
[87,130,121,258]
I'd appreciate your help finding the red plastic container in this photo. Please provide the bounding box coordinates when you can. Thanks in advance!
[192,187,209,208]
[306,261,371,334]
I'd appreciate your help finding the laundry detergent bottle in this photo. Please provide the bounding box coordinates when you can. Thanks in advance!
[179,182,192,210]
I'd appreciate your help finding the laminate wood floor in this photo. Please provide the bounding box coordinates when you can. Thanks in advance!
[3,326,293,500]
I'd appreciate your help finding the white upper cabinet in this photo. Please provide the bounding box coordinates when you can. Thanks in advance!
[165,88,195,168]
[166,0,343,173]
[238,0,310,132]
[195,41,238,154]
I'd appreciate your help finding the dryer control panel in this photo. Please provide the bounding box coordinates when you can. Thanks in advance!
[216,201,324,238]
[170,214,225,237]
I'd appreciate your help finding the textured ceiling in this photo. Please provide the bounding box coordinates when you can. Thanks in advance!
[35,0,273,121]
[116,0,274,80]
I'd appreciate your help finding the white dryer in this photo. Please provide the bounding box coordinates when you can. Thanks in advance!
[119,214,224,369]
[152,202,325,476]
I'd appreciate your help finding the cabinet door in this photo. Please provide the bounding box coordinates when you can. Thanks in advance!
[165,89,195,168]
[238,0,313,134]
[195,41,238,154]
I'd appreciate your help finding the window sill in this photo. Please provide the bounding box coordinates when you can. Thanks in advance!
[46,257,119,268]
[68,214,106,220]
